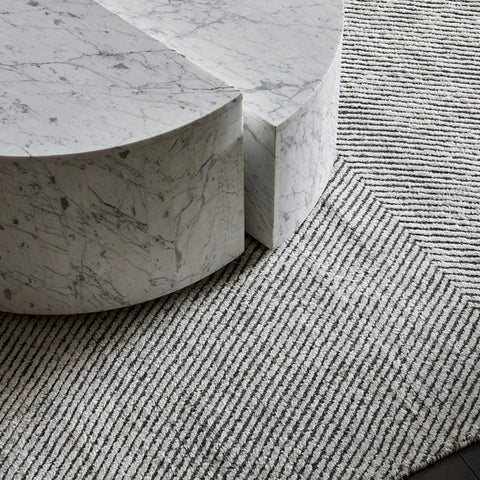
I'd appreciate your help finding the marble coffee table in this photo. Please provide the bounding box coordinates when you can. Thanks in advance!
[0,0,343,314]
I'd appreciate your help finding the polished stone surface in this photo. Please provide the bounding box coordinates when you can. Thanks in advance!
[0,0,244,314]
[97,0,344,247]
[0,0,239,157]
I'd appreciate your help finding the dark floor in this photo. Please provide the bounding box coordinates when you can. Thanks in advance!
[408,442,480,480]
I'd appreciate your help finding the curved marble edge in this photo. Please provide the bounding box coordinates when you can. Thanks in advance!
[0,97,244,315]
[0,97,243,161]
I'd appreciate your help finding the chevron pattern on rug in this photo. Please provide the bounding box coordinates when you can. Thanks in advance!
[0,0,479,479]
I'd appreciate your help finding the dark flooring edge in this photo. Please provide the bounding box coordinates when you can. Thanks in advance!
[397,432,480,480]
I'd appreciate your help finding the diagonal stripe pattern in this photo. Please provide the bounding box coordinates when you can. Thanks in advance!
[0,0,479,479]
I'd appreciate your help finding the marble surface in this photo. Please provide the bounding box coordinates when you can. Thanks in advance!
[96,0,344,247]
[274,46,342,245]
[0,0,244,314]
[0,0,239,157]
[96,0,343,126]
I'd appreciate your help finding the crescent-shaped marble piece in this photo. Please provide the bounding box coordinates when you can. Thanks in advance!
[97,0,344,247]
[0,0,244,314]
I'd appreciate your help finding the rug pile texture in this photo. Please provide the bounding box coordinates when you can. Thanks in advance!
[1,0,479,478]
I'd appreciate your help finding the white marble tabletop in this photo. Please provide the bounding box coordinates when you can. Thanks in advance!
[0,0,239,157]
[96,0,344,126]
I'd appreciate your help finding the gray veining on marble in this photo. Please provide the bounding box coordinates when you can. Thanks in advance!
[96,0,344,247]
[96,0,343,126]
[0,0,244,314]
[0,0,239,157]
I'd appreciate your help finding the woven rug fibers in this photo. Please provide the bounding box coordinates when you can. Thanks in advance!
[1,0,480,479]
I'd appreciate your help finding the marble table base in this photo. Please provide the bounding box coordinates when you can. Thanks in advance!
[0,103,243,315]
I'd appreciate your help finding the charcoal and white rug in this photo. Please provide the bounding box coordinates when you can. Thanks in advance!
[0,0,479,479]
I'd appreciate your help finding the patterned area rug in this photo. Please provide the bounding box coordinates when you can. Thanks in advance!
[1,0,479,478]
